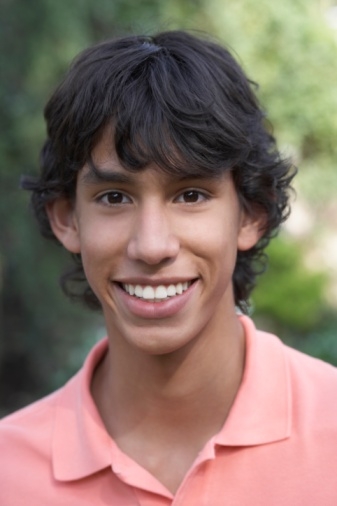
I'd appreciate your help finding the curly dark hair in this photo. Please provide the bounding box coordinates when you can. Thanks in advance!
[22,30,295,312]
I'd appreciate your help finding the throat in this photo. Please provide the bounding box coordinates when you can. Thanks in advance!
[120,438,208,495]
[91,317,246,494]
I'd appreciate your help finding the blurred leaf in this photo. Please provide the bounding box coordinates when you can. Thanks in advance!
[253,236,327,331]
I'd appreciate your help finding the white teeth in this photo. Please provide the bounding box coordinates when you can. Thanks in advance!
[166,284,176,296]
[135,285,143,297]
[155,285,168,299]
[142,286,155,300]
[122,281,192,300]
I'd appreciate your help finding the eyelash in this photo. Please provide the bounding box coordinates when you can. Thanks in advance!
[96,189,210,207]
[97,191,132,206]
[174,190,210,204]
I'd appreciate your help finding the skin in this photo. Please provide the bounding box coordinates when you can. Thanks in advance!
[47,129,264,494]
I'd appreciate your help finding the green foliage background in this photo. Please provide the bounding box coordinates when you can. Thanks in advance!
[1,0,337,415]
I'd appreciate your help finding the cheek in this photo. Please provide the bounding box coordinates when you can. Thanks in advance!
[187,212,240,253]
[77,212,128,262]
[77,225,123,290]
[183,216,239,274]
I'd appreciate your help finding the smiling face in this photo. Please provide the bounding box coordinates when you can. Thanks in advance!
[47,131,263,356]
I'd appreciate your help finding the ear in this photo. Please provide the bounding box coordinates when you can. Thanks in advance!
[46,198,81,254]
[237,209,266,251]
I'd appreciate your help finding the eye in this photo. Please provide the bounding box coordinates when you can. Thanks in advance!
[175,190,209,204]
[98,191,132,205]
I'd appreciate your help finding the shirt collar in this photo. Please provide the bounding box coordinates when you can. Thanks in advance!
[52,338,112,481]
[214,315,291,446]
[52,316,291,481]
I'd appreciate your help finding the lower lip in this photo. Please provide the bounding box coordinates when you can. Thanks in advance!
[113,281,198,319]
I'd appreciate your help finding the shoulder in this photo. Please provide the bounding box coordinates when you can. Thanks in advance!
[0,337,107,443]
[284,343,337,417]
[0,369,86,505]
[281,338,337,390]
[0,388,61,463]
[0,362,83,450]
[254,320,337,387]
[0,339,107,505]
[0,389,62,504]
[257,325,337,430]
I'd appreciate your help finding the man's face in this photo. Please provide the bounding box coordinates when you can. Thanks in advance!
[49,131,262,356]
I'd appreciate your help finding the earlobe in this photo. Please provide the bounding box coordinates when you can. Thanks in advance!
[237,211,266,251]
[46,198,81,253]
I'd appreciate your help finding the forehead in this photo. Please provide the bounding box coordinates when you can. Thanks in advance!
[78,154,226,192]
[78,126,228,187]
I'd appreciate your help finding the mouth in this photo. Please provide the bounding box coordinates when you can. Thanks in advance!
[118,280,196,302]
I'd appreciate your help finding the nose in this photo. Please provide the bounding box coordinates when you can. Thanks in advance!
[127,202,180,265]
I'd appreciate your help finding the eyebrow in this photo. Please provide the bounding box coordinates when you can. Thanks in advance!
[175,172,225,182]
[80,159,227,186]
[80,161,135,186]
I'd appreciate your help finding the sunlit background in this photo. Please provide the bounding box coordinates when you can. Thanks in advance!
[1,0,337,415]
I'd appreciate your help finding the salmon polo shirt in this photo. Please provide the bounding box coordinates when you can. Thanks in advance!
[1,316,337,505]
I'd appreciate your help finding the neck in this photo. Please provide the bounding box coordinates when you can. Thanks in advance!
[91,312,245,494]
[92,313,245,440]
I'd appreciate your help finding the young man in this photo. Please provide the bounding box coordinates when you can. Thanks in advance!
[1,31,337,505]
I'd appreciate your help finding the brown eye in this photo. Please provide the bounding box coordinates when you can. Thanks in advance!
[176,190,208,204]
[99,191,131,205]
[183,191,199,203]
[107,192,124,204]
